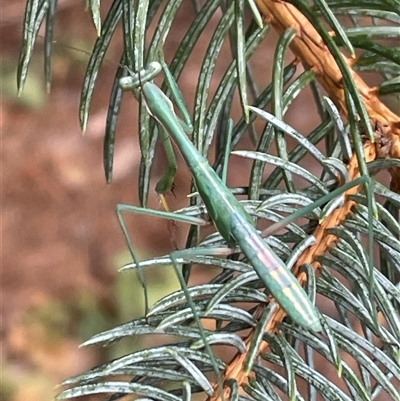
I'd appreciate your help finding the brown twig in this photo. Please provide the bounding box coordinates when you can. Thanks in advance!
[209,1,400,399]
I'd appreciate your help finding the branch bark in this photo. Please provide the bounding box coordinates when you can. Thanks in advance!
[210,2,399,399]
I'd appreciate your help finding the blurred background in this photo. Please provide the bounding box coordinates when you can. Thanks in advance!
[1,1,333,399]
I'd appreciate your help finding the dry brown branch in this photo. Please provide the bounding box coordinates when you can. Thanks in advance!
[209,1,400,399]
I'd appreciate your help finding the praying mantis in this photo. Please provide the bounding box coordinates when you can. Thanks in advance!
[118,60,322,333]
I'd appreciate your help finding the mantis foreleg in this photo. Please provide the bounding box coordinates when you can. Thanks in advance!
[120,61,193,197]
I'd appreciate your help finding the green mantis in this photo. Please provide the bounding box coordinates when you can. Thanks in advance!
[119,61,322,332]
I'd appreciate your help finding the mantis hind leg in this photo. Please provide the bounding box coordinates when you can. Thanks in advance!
[116,202,222,388]
[116,203,209,314]
[116,204,149,314]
